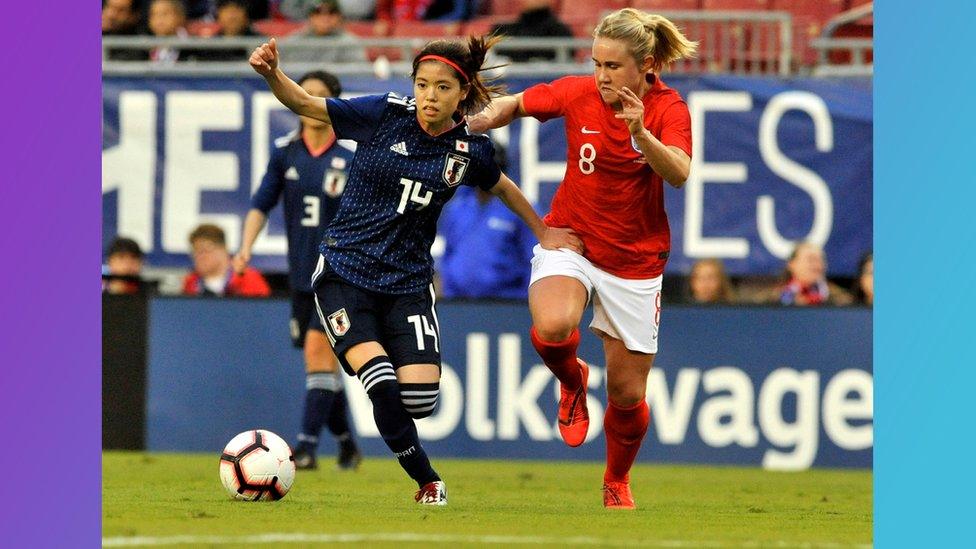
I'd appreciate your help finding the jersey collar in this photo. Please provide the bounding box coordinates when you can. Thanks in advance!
[302,130,337,158]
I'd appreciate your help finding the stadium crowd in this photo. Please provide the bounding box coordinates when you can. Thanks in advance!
[103,0,873,68]
[103,232,872,306]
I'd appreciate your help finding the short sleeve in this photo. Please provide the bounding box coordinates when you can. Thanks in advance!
[250,146,286,213]
[659,100,692,157]
[326,94,389,142]
[521,76,575,122]
[466,141,502,192]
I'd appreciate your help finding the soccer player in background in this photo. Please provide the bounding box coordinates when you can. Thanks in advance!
[467,8,697,509]
[249,34,581,505]
[234,70,362,472]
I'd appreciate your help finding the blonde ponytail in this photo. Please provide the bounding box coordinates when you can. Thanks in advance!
[595,8,698,73]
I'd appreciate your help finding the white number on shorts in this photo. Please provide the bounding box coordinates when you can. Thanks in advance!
[397,178,433,214]
[579,143,596,175]
[407,314,439,352]
[301,195,320,227]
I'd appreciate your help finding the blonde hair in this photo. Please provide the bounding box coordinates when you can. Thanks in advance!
[594,8,698,73]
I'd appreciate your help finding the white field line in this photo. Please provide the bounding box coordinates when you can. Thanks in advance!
[102,532,872,548]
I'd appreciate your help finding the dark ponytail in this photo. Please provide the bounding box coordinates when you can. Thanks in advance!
[411,34,507,115]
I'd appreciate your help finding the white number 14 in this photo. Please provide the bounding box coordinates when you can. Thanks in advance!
[407,314,439,352]
[397,178,433,214]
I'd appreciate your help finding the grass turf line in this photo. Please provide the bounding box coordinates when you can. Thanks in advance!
[103,452,871,546]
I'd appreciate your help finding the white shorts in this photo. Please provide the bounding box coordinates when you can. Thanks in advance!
[529,245,662,354]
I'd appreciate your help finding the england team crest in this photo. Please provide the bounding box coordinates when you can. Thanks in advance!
[327,308,351,336]
[442,153,470,187]
[323,170,347,198]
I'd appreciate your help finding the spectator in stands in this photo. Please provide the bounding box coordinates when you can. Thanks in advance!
[146,0,190,63]
[103,237,145,295]
[185,0,269,20]
[103,0,142,36]
[215,0,257,36]
[193,0,258,61]
[491,0,573,62]
[281,0,367,64]
[853,251,873,306]
[104,0,150,60]
[182,223,270,297]
[281,0,377,21]
[688,258,735,304]
[375,0,473,21]
[372,0,474,35]
[770,241,852,306]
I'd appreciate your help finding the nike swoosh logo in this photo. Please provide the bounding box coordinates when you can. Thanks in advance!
[581,127,600,134]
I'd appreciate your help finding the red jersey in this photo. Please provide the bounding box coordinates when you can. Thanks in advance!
[522,75,692,278]
[182,267,271,297]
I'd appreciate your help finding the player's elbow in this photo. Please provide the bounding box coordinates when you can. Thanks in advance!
[667,169,689,188]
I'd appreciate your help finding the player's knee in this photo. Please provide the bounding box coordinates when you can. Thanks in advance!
[304,331,338,371]
[607,385,645,408]
[399,382,439,419]
[533,321,576,343]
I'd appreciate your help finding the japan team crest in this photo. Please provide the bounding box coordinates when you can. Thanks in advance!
[442,153,470,187]
[323,170,347,198]
[327,308,350,336]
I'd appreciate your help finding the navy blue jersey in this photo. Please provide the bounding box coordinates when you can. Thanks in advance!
[251,130,356,292]
[322,93,501,294]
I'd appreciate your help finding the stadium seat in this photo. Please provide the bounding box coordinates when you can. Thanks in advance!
[701,0,769,10]
[487,0,529,18]
[557,0,629,22]
[253,19,305,37]
[769,0,844,23]
[346,21,383,38]
[391,21,462,38]
[631,0,702,10]
[461,16,511,37]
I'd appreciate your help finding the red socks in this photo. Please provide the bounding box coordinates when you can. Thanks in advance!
[530,326,582,389]
[603,399,650,484]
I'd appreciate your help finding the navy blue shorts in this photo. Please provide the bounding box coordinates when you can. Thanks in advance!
[311,257,441,376]
[289,291,325,349]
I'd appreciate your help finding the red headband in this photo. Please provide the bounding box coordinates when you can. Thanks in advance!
[418,55,470,83]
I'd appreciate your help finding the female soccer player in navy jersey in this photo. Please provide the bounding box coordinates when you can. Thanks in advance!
[234,70,361,472]
[467,8,698,509]
[250,35,582,505]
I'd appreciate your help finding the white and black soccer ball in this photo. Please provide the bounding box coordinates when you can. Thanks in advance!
[218,429,295,501]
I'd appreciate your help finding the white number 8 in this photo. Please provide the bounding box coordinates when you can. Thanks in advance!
[579,143,596,175]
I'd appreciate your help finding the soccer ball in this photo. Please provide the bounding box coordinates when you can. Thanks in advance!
[218,429,296,501]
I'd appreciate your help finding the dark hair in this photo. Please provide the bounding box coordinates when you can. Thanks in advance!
[189,224,227,247]
[107,236,144,259]
[308,0,340,15]
[298,70,342,97]
[216,0,249,10]
[853,251,873,303]
[411,35,507,115]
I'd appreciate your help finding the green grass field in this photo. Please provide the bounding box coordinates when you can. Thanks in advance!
[103,452,871,547]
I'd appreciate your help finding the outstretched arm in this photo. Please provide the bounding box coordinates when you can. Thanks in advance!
[466,93,528,133]
[489,174,584,254]
[249,38,331,125]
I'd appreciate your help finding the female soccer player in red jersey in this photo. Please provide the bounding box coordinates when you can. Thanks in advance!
[468,8,698,509]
